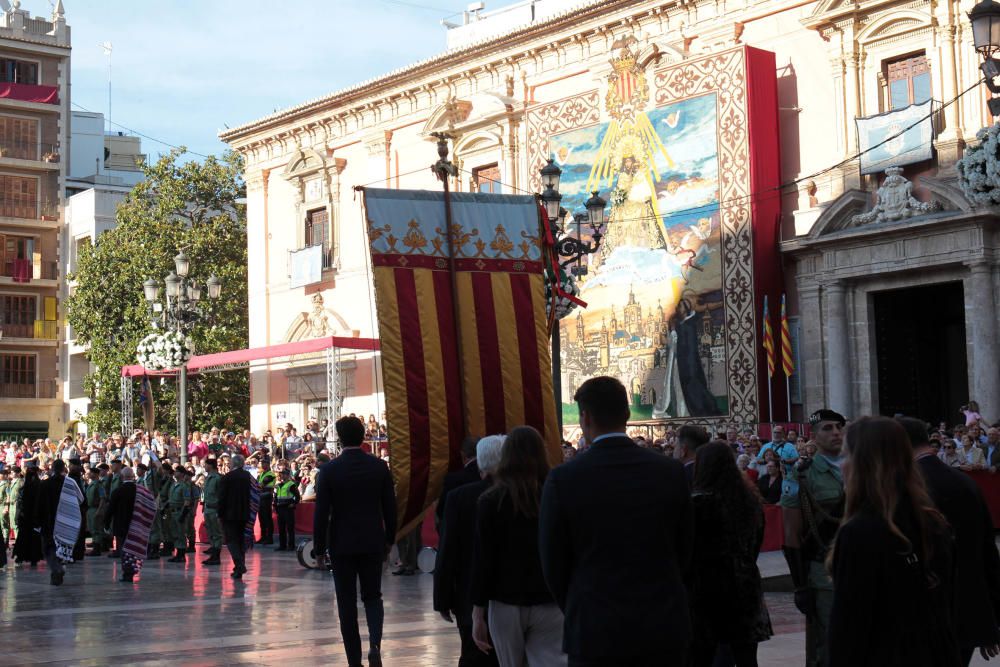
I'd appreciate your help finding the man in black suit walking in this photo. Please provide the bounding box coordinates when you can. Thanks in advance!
[104,467,138,581]
[900,417,1000,665]
[539,376,693,666]
[218,454,253,579]
[315,416,397,667]
[435,436,481,527]
[433,435,504,667]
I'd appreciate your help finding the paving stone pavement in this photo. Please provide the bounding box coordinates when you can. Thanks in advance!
[0,546,988,666]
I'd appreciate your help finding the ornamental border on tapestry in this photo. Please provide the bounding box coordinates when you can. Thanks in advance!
[653,47,758,428]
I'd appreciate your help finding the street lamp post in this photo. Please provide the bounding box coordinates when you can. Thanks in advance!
[538,159,607,429]
[143,250,222,464]
[970,0,1000,115]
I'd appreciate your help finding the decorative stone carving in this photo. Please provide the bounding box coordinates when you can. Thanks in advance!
[307,293,332,337]
[851,167,941,224]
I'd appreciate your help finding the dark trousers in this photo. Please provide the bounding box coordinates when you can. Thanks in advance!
[457,614,500,667]
[331,552,384,667]
[692,640,758,667]
[569,651,688,667]
[223,520,246,573]
[42,535,64,576]
[397,525,421,570]
[257,493,273,543]
[276,505,295,549]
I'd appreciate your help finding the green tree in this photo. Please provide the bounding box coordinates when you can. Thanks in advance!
[67,149,249,434]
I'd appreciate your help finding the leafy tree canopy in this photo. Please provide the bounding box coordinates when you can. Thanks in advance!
[67,148,248,434]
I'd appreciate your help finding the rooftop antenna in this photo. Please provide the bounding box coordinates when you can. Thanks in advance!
[99,41,112,134]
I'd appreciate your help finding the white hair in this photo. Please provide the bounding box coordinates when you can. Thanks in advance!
[120,467,135,481]
[476,435,506,475]
[231,454,246,469]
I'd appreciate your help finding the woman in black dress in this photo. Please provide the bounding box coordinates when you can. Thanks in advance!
[13,466,42,565]
[827,416,960,667]
[688,440,772,666]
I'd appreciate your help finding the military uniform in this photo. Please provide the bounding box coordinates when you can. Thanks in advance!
[155,472,175,555]
[257,468,276,545]
[201,470,223,563]
[185,474,199,552]
[781,446,845,667]
[0,474,10,546]
[167,474,192,561]
[7,473,21,540]
[85,479,107,554]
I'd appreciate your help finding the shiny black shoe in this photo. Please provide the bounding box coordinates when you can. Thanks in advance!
[118,573,134,582]
[368,647,383,667]
[50,572,63,586]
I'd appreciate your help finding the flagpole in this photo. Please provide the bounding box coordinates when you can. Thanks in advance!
[431,133,468,440]
[786,375,792,422]
[767,372,773,426]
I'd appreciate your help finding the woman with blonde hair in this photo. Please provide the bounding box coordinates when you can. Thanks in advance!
[827,416,959,666]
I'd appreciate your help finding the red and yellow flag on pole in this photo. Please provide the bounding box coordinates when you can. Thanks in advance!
[363,188,560,536]
[762,295,775,378]
[780,294,794,377]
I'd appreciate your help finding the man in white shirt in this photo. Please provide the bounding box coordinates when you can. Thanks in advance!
[756,425,799,476]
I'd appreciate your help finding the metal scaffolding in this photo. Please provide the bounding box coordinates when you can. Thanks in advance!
[120,376,133,436]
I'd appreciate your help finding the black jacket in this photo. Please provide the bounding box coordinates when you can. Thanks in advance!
[218,468,253,524]
[829,506,960,667]
[313,448,396,556]
[104,482,137,540]
[35,474,68,540]
[434,478,490,616]
[436,459,481,524]
[756,474,782,504]
[917,454,1000,649]
[539,435,693,660]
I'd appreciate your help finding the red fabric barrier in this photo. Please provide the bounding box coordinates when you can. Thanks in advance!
[193,501,441,548]
[0,82,58,104]
[762,503,783,553]
[965,471,1000,528]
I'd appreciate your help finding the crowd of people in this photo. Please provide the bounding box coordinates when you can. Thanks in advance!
[3,382,1000,667]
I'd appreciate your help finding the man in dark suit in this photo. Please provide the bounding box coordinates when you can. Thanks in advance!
[900,417,1000,666]
[36,458,76,586]
[435,436,481,527]
[539,375,693,666]
[104,466,138,581]
[218,453,253,579]
[433,435,503,667]
[675,424,709,488]
[314,416,396,667]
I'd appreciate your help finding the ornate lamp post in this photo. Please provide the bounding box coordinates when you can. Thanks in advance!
[143,250,222,464]
[970,0,1000,114]
[538,159,607,428]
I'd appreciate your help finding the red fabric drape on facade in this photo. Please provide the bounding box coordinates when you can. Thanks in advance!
[0,82,59,104]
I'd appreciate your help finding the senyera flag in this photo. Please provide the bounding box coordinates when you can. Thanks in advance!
[780,293,794,377]
[363,188,560,536]
[762,295,775,378]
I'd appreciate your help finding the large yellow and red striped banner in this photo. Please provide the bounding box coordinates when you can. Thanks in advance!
[363,188,560,534]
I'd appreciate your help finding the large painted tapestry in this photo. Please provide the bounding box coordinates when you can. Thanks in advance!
[529,41,776,428]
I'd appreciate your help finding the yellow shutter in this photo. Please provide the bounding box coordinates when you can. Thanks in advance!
[43,296,55,321]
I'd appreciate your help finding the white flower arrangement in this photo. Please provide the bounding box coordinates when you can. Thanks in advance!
[957,123,1000,206]
[545,268,580,321]
[136,331,193,370]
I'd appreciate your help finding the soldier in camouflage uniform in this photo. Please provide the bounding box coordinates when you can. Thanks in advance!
[200,458,223,565]
[781,409,846,667]
[84,468,107,556]
[0,469,10,548]
[167,466,192,563]
[6,466,21,548]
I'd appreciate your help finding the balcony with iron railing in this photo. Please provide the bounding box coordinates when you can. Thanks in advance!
[0,378,56,399]
[0,199,60,226]
[0,82,59,106]
[0,259,57,283]
[0,141,59,164]
[1,319,59,341]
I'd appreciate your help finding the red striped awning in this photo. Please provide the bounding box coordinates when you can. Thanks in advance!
[120,335,379,377]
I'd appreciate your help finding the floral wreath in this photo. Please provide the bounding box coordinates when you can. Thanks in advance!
[957,122,1000,206]
[545,267,581,321]
[136,331,193,371]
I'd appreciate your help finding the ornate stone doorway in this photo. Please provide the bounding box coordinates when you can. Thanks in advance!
[872,282,968,424]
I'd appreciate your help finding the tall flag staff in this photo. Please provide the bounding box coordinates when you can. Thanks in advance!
[780,293,795,421]
[762,295,775,424]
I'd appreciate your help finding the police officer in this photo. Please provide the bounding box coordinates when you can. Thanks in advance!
[156,463,174,557]
[0,468,10,547]
[780,409,846,667]
[201,459,223,565]
[273,467,300,551]
[257,457,276,545]
[84,467,107,556]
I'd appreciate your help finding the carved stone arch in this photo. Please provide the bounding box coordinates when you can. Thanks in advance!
[282,146,328,180]
[422,98,473,136]
[283,293,351,343]
[453,129,503,155]
[856,9,932,45]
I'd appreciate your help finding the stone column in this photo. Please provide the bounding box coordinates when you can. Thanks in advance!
[824,281,852,416]
[966,261,1000,418]
[797,282,825,415]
